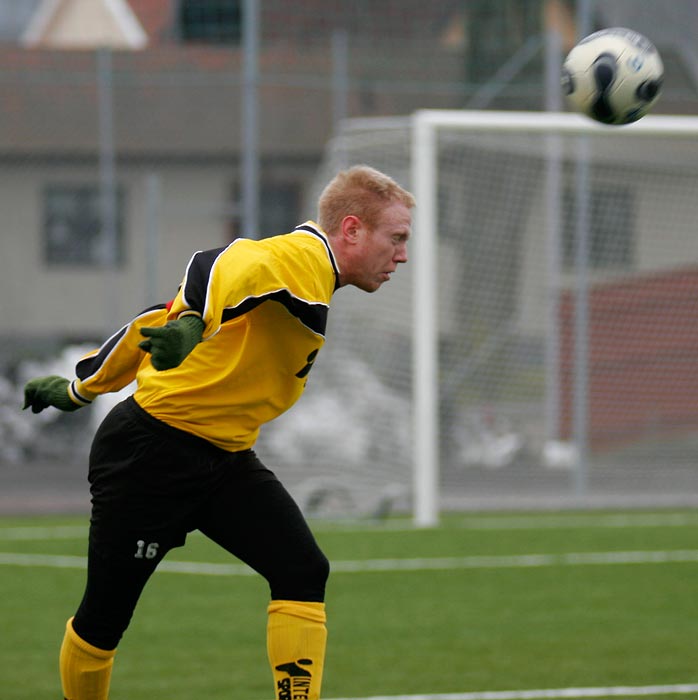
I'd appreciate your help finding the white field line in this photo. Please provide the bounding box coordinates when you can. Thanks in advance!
[330,549,698,572]
[1,512,697,541]
[363,512,698,533]
[452,512,698,531]
[1,549,698,576]
[0,525,87,540]
[324,683,698,700]
[311,512,698,533]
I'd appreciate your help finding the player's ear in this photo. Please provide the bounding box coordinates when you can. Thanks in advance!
[340,215,361,243]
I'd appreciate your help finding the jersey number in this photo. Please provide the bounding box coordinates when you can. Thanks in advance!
[134,540,160,559]
[295,349,319,379]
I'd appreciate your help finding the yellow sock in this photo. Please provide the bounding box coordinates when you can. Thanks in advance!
[60,618,116,700]
[267,600,327,700]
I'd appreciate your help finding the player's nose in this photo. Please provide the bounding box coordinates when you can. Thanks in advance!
[395,243,408,263]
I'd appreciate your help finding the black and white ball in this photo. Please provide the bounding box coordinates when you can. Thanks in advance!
[561,27,663,125]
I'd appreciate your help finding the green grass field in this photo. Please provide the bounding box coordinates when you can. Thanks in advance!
[1,509,697,700]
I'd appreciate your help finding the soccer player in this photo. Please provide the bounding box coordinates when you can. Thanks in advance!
[22,165,414,700]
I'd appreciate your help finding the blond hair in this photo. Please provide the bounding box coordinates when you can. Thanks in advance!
[317,165,415,236]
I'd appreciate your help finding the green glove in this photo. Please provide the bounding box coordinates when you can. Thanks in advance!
[23,375,82,414]
[139,315,205,371]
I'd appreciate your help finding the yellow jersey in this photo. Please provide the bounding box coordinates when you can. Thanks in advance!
[69,222,340,452]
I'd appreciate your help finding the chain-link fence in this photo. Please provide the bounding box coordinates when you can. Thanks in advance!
[2,0,698,515]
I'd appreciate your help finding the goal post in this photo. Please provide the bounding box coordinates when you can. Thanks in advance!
[410,109,698,526]
[411,113,439,527]
[266,110,698,526]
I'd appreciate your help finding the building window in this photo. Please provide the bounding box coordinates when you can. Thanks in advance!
[43,185,126,267]
[178,0,242,44]
[228,182,301,240]
[259,183,300,238]
[465,1,543,84]
[563,185,635,270]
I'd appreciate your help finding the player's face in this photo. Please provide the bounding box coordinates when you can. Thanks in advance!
[353,202,411,292]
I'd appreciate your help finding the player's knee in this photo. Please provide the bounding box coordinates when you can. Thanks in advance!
[295,547,330,597]
[72,611,128,651]
[270,548,330,602]
[310,548,331,588]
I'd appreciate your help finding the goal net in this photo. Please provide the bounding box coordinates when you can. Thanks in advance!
[258,110,698,524]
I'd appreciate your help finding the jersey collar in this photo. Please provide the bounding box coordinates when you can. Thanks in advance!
[293,221,341,291]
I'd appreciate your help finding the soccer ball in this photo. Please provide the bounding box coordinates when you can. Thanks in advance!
[561,27,663,125]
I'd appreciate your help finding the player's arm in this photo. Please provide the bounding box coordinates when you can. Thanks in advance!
[138,314,204,371]
[135,247,232,371]
[23,375,84,414]
[164,246,230,337]
[165,240,305,336]
[144,239,324,371]
[23,303,171,414]
[138,243,263,372]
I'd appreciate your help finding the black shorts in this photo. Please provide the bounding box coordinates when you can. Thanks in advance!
[88,396,277,553]
[74,396,329,649]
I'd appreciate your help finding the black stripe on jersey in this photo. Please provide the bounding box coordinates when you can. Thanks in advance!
[75,303,168,381]
[69,380,93,405]
[181,246,228,314]
[294,224,341,291]
[221,290,328,337]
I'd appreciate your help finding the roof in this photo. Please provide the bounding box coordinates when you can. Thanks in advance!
[0,35,465,161]
[0,1,695,161]
[0,45,332,160]
[127,0,173,42]
[22,0,147,49]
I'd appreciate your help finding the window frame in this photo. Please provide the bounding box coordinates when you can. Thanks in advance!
[42,183,126,268]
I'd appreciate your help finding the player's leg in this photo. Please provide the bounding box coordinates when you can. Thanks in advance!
[266,598,328,700]
[197,453,329,700]
[61,523,172,700]
[59,616,116,700]
[61,398,187,699]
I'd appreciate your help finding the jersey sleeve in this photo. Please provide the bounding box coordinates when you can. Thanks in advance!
[166,239,330,340]
[69,303,170,404]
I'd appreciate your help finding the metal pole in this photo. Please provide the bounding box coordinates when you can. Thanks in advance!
[331,29,349,132]
[144,173,161,307]
[572,0,594,499]
[573,138,590,498]
[241,0,260,239]
[97,47,119,332]
[411,112,439,527]
[543,13,563,445]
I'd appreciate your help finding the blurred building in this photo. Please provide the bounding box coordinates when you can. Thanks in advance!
[0,0,697,347]
[2,1,698,511]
